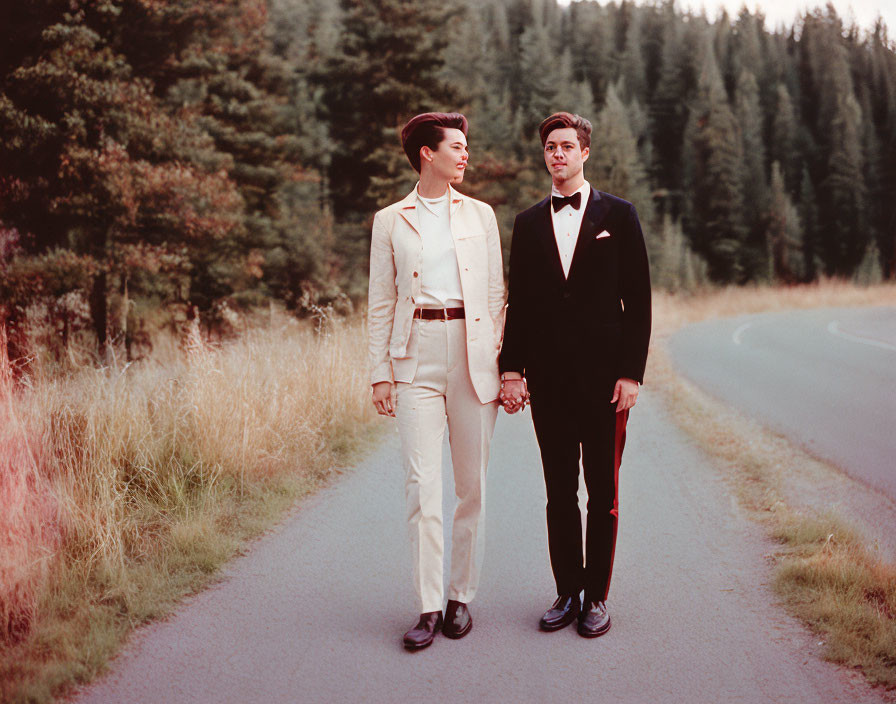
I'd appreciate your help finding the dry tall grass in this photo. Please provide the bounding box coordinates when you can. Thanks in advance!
[652,277,896,336]
[0,325,62,649]
[0,314,378,703]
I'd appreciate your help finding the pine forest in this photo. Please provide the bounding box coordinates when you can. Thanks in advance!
[1,0,895,358]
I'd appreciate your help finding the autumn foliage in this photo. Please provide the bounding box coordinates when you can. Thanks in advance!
[0,0,313,362]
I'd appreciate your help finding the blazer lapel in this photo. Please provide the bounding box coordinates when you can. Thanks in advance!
[396,188,421,236]
[449,184,463,218]
[534,196,567,284]
[567,188,610,281]
[448,185,469,241]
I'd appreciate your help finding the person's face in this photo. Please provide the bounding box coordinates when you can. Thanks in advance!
[421,128,468,183]
[543,127,589,185]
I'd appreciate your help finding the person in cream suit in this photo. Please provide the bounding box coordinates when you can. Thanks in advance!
[367,112,504,650]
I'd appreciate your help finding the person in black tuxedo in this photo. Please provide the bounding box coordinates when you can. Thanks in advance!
[498,112,651,638]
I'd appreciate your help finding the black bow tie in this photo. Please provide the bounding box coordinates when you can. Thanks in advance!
[552,192,582,211]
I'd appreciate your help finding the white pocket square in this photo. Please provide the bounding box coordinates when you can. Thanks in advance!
[595,230,611,240]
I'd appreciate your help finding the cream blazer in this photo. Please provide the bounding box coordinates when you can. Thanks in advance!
[368,185,505,404]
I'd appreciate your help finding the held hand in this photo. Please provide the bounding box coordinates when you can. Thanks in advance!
[611,378,639,412]
[372,381,395,417]
[500,378,528,414]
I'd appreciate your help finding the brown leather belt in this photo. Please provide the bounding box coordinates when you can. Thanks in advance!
[414,307,465,321]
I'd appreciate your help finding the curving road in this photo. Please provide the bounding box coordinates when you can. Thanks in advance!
[71,394,885,703]
[669,306,896,501]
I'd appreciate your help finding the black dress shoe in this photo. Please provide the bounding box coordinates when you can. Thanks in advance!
[577,600,611,638]
[403,611,443,650]
[442,600,472,639]
[539,594,581,631]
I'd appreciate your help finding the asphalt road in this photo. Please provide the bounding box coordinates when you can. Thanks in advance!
[71,394,885,704]
[668,306,896,502]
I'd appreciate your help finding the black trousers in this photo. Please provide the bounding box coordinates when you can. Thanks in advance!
[530,395,629,604]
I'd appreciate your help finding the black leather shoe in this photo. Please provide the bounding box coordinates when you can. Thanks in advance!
[443,600,472,639]
[577,600,611,638]
[403,611,443,650]
[539,594,581,631]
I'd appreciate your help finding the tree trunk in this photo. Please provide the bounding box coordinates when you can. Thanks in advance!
[89,269,108,360]
[121,276,130,362]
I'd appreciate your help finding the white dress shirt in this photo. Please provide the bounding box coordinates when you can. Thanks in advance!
[415,186,464,308]
[550,180,591,279]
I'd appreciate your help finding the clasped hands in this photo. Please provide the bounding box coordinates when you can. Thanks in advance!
[499,375,529,414]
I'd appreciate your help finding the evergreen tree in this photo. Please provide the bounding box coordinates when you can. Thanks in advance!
[618,6,648,106]
[268,0,340,62]
[733,9,764,79]
[590,83,652,222]
[441,0,493,110]
[649,11,698,212]
[734,69,768,277]
[516,24,561,135]
[568,0,614,106]
[652,214,708,292]
[798,167,821,279]
[866,21,896,277]
[801,9,868,275]
[682,45,748,282]
[766,161,804,282]
[853,239,884,285]
[316,0,462,218]
[169,27,312,309]
[771,83,801,195]
[640,2,667,99]
[712,9,736,95]
[820,90,867,274]
[553,50,586,115]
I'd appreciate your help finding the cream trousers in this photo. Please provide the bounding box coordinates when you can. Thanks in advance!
[395,318,498,613]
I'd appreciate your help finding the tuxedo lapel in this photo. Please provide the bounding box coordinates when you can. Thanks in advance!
[534,196,567,284]
[567,188,610,281]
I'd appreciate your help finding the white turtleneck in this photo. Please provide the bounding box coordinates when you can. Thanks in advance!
[415,185,464,308]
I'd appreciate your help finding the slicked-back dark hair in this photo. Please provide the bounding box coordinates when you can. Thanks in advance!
[400,112,468,172]
[538,112,592,150]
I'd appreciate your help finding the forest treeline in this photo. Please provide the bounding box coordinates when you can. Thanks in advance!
[1,0,894,360]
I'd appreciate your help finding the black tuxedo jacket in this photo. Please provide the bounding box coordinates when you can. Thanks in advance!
[498,187,651,405]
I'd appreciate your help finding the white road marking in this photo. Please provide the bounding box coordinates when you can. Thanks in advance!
[828,320,896,352]
[732,321,752,345]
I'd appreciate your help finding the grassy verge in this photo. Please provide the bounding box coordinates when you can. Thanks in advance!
[650,281,896,689]
[0,315,379,703]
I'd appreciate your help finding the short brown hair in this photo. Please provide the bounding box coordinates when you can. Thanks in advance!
[400,112,468,173]
[538,112,592,150]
